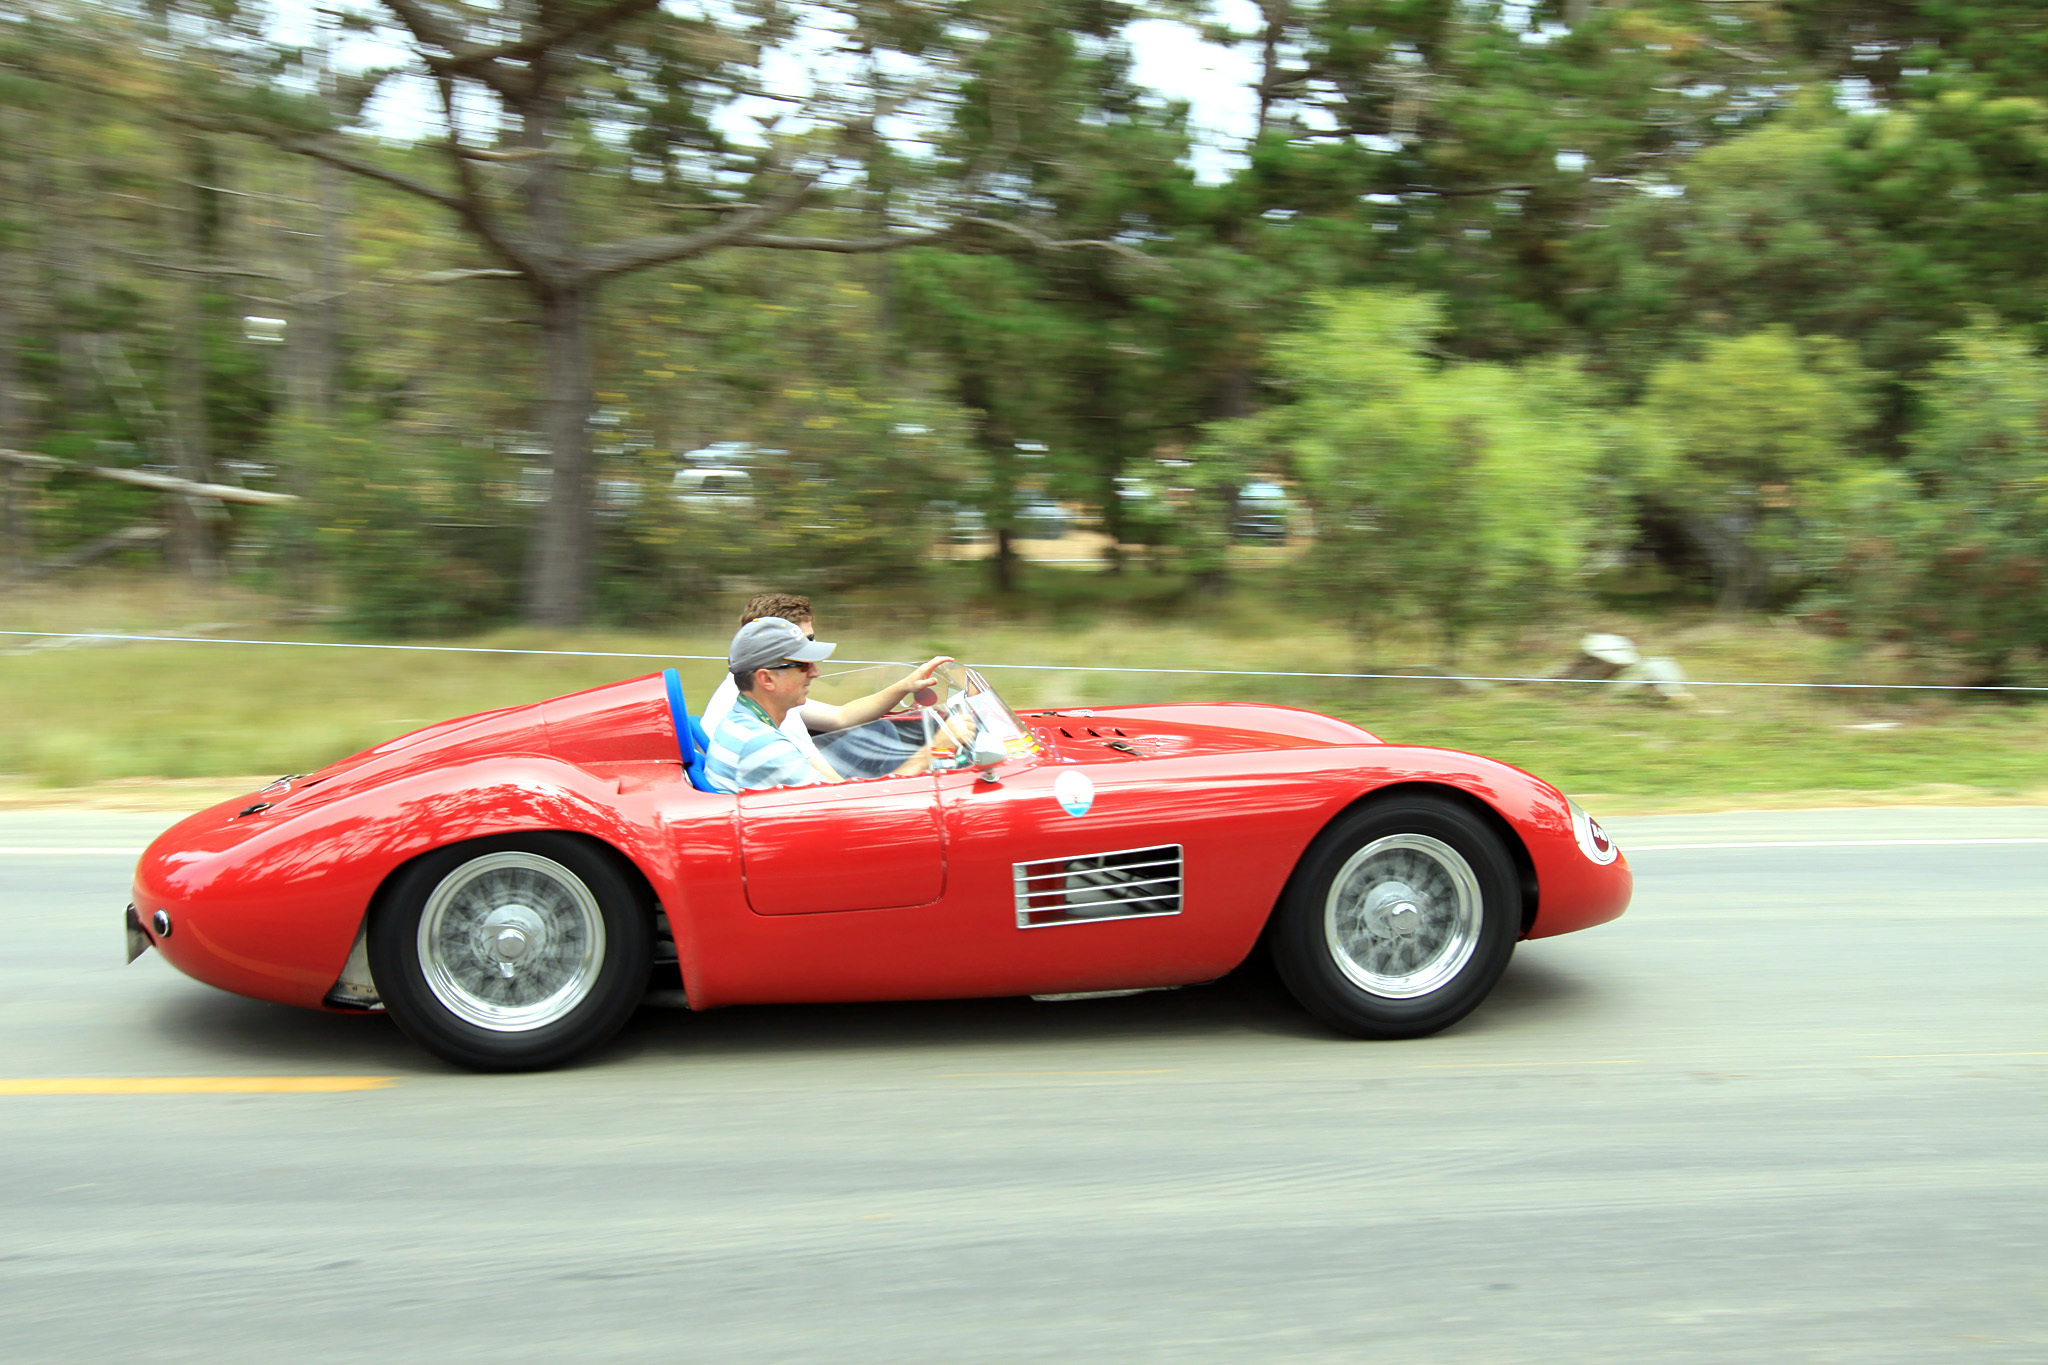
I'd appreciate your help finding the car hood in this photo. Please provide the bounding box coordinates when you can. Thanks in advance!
[1026,701,1379,760]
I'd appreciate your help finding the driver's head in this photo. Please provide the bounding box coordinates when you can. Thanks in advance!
[729,616,835,697]
[738,592,814,638]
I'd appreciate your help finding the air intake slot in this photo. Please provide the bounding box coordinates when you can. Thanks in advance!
[1013,844,1183,928]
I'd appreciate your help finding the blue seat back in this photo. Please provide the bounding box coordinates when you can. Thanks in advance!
[662,668,719,793]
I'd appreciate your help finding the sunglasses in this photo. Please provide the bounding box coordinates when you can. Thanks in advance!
[763,659,816,672]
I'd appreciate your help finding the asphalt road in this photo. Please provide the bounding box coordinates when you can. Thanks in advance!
[2,806,2043,1363]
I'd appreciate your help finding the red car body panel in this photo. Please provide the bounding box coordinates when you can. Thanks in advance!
[130,674,1630,1014]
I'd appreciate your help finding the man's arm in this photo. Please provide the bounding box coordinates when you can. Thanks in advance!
[800,656,954,732]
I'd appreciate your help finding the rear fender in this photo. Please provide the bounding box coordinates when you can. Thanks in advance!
[138,755,690,1010]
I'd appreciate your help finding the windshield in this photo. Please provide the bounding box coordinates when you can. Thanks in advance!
[919,663,1041,768]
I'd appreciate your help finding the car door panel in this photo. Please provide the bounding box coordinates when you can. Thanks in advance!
[737,775,943,915]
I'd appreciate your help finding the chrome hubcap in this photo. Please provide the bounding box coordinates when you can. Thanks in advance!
[418,852,605,1031]
[477,905,546,978]
[1324,834,1481,999]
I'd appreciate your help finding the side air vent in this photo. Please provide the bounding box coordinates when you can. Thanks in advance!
[1014,844,1183,929]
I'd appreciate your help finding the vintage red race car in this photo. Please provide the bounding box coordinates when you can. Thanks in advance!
[127,664,1630,1070]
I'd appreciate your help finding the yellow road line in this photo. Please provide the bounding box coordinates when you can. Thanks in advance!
[0,1076,397,1095]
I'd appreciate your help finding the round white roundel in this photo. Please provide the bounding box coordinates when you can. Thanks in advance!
[1053,769,1096,817]
[1570,802,1619,865]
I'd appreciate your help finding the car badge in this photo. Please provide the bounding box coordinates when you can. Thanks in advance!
[1053,769,1095,817]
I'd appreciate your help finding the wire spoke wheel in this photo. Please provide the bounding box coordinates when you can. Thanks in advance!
[1271,795,1518,1040]
[418,852,606,1031]
[1323,834,1482,999]
[372,833,653,1071]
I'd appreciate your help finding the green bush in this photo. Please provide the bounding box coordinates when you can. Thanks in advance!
[1197,290,1619,660]
[303,423,524,636]
[1633,327,1875,610]
[1811,318,2048,685]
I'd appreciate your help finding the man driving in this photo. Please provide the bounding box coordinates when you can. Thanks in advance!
[699,592,950,775]
[705,618,939,793]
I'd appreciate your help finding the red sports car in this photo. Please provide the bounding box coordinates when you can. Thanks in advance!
[127,664,1630,1070]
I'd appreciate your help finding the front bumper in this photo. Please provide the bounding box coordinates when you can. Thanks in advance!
[125,904,150,964]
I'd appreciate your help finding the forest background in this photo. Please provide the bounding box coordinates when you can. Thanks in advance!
[4,0,2048,801]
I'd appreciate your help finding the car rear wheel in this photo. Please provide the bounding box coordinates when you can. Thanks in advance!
[1270,794,1518,1039]
[370,833,653,1071]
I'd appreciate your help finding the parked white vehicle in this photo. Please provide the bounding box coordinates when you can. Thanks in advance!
[671,466,755,509]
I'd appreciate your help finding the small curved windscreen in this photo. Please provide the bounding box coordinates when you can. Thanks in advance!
[920,663,1042,768]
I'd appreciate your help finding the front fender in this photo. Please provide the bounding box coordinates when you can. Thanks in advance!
[1296,746,1631,941]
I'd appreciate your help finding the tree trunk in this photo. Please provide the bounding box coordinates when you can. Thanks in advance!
[39,111,95,434]
[0,288,25,584]
[1080,358,1126,576]
[286,157,346,424]
[0,109,27,579]
[957,370,1019,594]
[515,67,597,627]
[164,134,220,579]
[1684,511,1763,612]
[992,527,1017,594]
[1256,1,1291,135]
[524,284,595,625]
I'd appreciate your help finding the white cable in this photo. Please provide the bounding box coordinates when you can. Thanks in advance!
[3,629,2045,691]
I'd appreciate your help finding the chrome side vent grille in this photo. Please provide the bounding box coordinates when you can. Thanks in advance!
[1014,844,1183,929]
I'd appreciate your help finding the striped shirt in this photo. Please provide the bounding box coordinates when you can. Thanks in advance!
[705,695,828,794]
[700,674,830,769]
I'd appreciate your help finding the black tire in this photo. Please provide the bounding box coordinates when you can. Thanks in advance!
[1270,794,1518,1039]
[369,833,653,1071]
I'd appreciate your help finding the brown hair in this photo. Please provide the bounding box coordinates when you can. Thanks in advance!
[739,592,813,626]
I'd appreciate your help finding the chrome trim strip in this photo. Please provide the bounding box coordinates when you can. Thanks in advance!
[1014,843,1184,929]
[1015,860,1180,885]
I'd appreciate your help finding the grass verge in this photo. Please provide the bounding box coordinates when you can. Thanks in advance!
[3,575,2044,812]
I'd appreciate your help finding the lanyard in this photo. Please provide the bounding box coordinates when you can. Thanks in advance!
[738,693,777,728]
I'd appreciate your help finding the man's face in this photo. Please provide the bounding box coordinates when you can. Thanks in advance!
[755,657,818,706]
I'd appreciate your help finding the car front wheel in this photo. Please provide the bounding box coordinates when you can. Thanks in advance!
[369,833,653,1071]
[1271,794,1518,1039]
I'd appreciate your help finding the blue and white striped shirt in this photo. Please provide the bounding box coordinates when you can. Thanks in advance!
[704,695,828,794]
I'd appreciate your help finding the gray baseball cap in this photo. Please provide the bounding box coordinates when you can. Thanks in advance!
[728,617,835,675]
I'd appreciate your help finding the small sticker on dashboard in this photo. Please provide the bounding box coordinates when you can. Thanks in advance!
[1053,770,1096,817]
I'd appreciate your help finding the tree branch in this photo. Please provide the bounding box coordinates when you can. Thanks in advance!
[404,268,528,283]
[1,449,297,504]
[439,0,665,72]
[270,134,468,216]
[458,144,567,162]
[579,168,822,278]
[728,228,952,255]
[378,0,526,103]
[729,217,1167,272]
[433,72,537,276]
[381,0,665,103]
[111,252,285,281]
[1420,183,1539,197]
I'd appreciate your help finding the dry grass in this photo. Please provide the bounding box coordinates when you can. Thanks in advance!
[4,573,2045,811]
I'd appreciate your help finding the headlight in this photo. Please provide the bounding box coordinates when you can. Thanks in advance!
[1568,800,1619,865]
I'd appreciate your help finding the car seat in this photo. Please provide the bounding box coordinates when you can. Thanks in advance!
[662,668,719,793]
